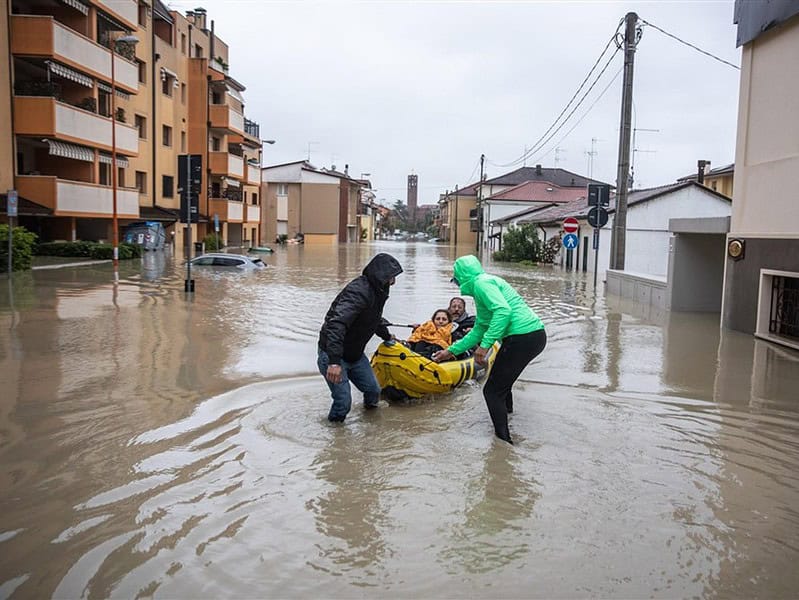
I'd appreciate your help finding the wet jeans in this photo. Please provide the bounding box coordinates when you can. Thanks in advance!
[483,329,547,444]
[317,350,381,421]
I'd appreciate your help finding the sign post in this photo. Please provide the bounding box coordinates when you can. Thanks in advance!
[179,154,201,293]
[562,217,579,271]
[7,190,17,276]
[587,183,611,290]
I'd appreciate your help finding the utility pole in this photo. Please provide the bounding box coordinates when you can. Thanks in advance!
[477,154,485,253]
[610,11,639,271]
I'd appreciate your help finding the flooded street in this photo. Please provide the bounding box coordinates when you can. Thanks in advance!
[1,242,799,598]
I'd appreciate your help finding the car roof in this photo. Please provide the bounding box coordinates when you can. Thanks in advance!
[197,253,252,260]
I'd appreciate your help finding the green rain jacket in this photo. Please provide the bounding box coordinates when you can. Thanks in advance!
[447,255,544,356]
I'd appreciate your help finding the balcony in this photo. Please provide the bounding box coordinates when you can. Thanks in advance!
[94,0,138,29]
[16,175,139,217]
[14,97,138,155]
[209,104,244,134]
[11,16,138,92]
[209,198,244,223]
[245,164,261,186]
[246,205,260,223]
[209,151,244,178]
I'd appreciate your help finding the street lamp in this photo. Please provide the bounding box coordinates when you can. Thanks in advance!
[110,34,138,279]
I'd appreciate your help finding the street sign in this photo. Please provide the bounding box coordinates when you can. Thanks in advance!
[7,190,18,217]
[587,206,609,228]
[562,233,579,249]
[588,183,611,207]
[214,213,220,232]
[178,154,202,223]
[563,217,579,233]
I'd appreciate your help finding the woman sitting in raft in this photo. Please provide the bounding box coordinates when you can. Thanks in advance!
[408,309,453,358]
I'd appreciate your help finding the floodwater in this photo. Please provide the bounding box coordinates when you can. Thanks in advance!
[1,242,799,599]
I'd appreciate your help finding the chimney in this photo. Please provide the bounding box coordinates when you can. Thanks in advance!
[697,159,710,184]
[186,10,195,23]
[535,164,542,176]
[194,7,207,30]
[344,164,349,176]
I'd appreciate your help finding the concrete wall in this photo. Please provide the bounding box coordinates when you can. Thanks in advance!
[606,270,668,309]
[668,234,727,312]
[301,182,338,235]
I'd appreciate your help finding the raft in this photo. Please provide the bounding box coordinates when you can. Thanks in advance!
[370,340,499,399]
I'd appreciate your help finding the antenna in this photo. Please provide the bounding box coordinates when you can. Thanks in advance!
[584,137,602,180]
[630,127,659,189]
[554,147,567,167]
[306,141,319,162]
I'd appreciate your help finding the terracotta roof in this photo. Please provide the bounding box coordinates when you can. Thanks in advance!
[486,180,586,203]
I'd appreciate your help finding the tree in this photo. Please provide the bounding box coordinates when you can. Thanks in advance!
[492,223,542,263]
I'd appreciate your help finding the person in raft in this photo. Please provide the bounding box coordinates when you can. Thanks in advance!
[407,308,453,358]
[432,255,546,444]
[317,253,404,422]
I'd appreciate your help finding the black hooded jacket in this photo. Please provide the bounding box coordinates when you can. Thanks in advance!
[318,253,403,365]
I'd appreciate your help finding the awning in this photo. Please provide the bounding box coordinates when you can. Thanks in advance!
[96,81,131,100]
[160,67,178,80]
[224,178,240,188]
[98,153,129,168]
[60,0,89,16]
[46,61,92,88]
[44,139,94,162]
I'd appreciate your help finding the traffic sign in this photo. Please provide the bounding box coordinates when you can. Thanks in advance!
[214,213,220,232]
[7,190,18,217]
[563,217,579,233]
[562,233,579,249]
[587,206,609,228]
[588,183,611,207]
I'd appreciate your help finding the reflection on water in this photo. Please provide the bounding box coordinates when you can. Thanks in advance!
[1,242,798,598]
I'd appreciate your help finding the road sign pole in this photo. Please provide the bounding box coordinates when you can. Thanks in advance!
[593,228,600,290]
[185,157,193,293]
[6,190,18,277]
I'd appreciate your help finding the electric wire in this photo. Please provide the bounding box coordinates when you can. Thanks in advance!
[488,18,625,169]
[640,18,740,70]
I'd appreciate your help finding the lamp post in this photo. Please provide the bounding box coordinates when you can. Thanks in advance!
[110,34,139,279]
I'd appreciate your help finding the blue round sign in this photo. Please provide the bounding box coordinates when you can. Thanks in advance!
[562,233,579,249]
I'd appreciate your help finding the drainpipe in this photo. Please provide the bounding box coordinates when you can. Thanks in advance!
[7,0,18,184]
[538,224,547,242]
[151,25,158,208]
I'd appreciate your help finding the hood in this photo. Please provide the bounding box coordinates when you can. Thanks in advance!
[363,253,403,290]
[452,255,484,296]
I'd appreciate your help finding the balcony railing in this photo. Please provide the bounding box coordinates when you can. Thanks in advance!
[16,175,139,217]
[244,118,260,139]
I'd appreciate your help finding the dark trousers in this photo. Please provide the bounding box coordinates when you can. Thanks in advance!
[483,329,547,443]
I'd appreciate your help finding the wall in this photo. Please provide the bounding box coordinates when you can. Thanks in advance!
[301,182,338,235]
[668,234,727,311]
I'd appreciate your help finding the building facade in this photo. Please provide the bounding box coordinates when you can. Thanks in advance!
[1,1,261,250]
[723,2,799,350]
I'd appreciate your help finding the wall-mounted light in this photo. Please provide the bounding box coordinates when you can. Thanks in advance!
[728,238,745,261]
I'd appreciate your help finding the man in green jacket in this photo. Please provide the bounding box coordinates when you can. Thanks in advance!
[433,255,546,444]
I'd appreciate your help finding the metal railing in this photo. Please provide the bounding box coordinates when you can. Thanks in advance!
[769,276,799,340]
[244,118,260,138]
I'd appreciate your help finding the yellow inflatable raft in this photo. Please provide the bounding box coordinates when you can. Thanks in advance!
[370,340,499,399]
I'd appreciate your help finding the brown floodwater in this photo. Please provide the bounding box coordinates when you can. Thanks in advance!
[1,242,798,599]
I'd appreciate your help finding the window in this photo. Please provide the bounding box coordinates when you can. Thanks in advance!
[135,114,146,138]
[138,1,147,26]
[99,162,111,185]
[161,75,173,96]
[98,90,111,117]
[181,33,186,54]
[214,257,244,267]
[181,83,186,104]
[211,91,222,104]
[211,137,221,151]
[195,43,203,58]
[181,131,186,152]
[137,60,146,84]
[211,182,220,197]
[277,183,288,196]
[162,125,172,147]
[162,175,174,197]
[252,193,258,205]
[135,171,147,193]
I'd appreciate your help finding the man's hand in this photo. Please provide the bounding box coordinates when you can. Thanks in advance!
[432,349,455,363]
[474,346,488,366]
[326,364,343,384]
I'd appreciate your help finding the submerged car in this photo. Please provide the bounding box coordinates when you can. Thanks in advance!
[189,253,266,269]
[123,222,166,250]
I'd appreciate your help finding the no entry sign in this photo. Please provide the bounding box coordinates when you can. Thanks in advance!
[563,217,579,233]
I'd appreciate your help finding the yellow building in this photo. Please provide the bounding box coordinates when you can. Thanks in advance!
[438,183,478,247]
[1,1,261,249]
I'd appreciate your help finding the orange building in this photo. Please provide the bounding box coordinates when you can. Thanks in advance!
[1,1,262,249]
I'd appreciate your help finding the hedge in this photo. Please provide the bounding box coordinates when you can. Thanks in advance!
[0,225,38,272]
[36,240,142,260]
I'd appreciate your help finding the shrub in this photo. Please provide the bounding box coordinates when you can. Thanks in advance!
[203,233,223,251]
[493,223,542,263]
[0,225,38,271]
[37,240,140,260]
[541,235,561,264]
[89,243,139,260]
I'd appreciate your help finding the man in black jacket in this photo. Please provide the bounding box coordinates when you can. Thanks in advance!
[318,253,403,422]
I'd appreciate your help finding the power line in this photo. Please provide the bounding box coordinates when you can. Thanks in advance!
[640,18,740,70]
[489,18,625,169]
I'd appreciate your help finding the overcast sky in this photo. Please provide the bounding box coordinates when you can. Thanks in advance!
[169,0,741,206]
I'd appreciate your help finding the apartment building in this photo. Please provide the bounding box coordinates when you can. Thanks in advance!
[1,1,261,249]
[723,2,799,349]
